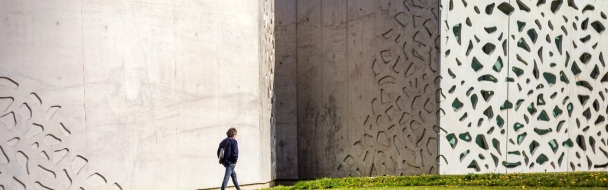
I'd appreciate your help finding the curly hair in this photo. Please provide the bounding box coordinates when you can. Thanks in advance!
[226,128,237,137]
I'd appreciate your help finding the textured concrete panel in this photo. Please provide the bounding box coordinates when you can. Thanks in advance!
[440,0,608,174]
[0,0,273,189]
[274,0,298,180]
[296,0,440,178]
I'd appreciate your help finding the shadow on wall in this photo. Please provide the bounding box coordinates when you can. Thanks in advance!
[273,0,441,180]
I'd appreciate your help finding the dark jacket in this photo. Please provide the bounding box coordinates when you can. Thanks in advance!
[217,137,238,166]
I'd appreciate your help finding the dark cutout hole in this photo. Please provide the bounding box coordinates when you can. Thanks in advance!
[475,135,488,150]
[589,137,596,154]
[553,106,563,117]
[496,115,504,128]
[452,98,463,111]
[560,71,570,83]
[518,38,531,52]
[483,106,493,119]
[555,35,563,54]
[571,62,581,76]
[537,0,546,6]
[578,95,590,105]
[512,67,524,77]
[538,47,544,63]
[529,140,540,154]
[591,65,600,79]
[538,110,550,121]
[581,18,589,30]
[500,100,513,110]
[567,0,578,9]
[514,122,525,132]
[448,69,456,79]
[551,0,563,13]
[536,19,542,30]
[558,152,565,166]
[459,132,472,142]
[517,21,526,32]
[485,27,497,34]
[583,108,591,121]
[591,21,605,33]
[537,154,549,165]
[516,0,531,12]
[543,72,556,86]
[466,40,474,56]
[528,103,537,115]
[468,160,480,172]
[446,133,458,149]
[482,43,496,55]
[534,127,552,136]
[471,57,483,72]
[503,161,522,168]
[515,99,525,110]
[563,139,573,147]
[497,2,514,15]
[580,35,591,43]
[493,57,503,72]
[548,139,559,153]
[533,62,540,79]
[481,90,494,102]
[486,3,495,14]
[576,80,593,91]
[580,53,592,64]
[537,94,546,105]
[517,132,528,145]
[492,139,501,155]
[576,135,586,151]
[470,94,478,110]
[595,116,604,125]
[478,75,498,83]
[502,40,507,56]
[466,87,474,96]
[453,24,462,45]
[460,150,470,161]
[449,0,453,10]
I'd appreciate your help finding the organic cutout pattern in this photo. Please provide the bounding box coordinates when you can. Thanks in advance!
[339,0,438,176]
[441,0,608,173]
[0,76,120,189]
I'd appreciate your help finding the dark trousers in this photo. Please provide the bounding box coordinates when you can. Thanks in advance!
[221,164,240,190]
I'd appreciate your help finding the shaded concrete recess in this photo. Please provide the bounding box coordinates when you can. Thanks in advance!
[274,0,441,179]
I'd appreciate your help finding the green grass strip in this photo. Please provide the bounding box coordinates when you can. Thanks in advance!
[269,172,608,189]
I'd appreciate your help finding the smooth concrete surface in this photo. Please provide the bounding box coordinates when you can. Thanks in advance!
[0,0,273,189]
[295,0,440,178]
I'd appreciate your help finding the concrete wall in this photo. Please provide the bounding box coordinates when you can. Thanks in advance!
[294,0,440,179]
[0,0,272,189]
[440,0,608,174]
[274,0,299,180]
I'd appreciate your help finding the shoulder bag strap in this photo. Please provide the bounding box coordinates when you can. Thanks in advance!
[223,138,230,149]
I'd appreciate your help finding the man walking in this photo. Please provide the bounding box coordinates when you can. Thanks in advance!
[217,128,240,190]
